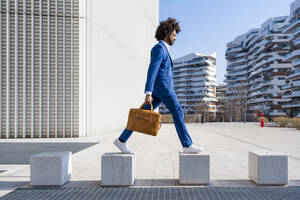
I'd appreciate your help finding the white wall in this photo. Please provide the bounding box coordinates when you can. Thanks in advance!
[80,0,159,136]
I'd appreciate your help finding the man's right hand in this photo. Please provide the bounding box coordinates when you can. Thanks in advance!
[145,94,153,104]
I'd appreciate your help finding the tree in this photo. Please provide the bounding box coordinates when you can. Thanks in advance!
[193,100,210,123]
[227,82,248,122]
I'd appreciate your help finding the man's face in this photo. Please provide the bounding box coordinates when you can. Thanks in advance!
[166,30,177,46]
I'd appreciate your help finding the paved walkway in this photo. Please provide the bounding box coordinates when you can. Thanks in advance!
[0,123,300,198]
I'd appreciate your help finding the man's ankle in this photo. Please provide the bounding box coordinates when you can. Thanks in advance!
[119,138,125,143]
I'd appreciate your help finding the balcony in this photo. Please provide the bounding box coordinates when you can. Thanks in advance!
[248,105,266,111]
[227,57,249,66]
[226,46,243,54]
[226,82,242,88]
[226,76,247,83]
[269,110,286,116]
[247,52,269,67]
[293,80,300,87]
[227,64,248,71]
[282,19,300,34]
[174,60,208,68]
[293,26,300,37]
[248,83,262,91]
[283,49,300,61]
[173,64,212,73]
[248,88,276,98]
[225,70,248,77]
[293,37,300,47]
[173,76,209,83]
[282,83,293,90]
[282,100,300,108]
[293,58,300,68]
[286,68,300,79]
[248,77,263,85]
[226,52,249,60]
[246,33,265,48]
[247,97,272,104]
[283,90,300,98]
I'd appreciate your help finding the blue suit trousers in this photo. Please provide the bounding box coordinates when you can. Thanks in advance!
[119,94,193,148]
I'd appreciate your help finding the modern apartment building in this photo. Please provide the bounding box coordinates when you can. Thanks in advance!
[282,0,300,117]
[225,17,292,121]
[159,53,217,120]
[0,0,159,138]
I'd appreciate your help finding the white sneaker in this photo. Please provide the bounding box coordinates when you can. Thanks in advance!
[113,138,132,154]
[183,144,204,153]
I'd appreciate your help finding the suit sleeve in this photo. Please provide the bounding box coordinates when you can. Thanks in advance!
[144,46,164,93]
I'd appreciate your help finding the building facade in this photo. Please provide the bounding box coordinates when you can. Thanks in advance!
[282,0,300,117]
[225,17,292,121]
[0,0,159,138]
[159,53,217,120]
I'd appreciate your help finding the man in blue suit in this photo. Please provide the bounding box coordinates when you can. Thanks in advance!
[114,18,204,153]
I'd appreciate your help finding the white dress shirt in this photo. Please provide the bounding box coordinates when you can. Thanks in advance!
[145,40,170,95]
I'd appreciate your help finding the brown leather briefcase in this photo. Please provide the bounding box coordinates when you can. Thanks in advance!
[126,103,161,136]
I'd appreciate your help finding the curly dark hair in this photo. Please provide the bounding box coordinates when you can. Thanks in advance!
[155,17,181,41]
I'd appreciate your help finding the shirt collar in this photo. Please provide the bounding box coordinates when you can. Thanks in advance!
[161,40,170,52]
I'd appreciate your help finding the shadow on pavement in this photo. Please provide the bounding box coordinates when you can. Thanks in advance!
[0,142,99,164]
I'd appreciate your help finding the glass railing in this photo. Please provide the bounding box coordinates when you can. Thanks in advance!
[293,26,300,35]
[283,101,300,106]
[291,68,300,75]
[283,18,300,32]
[293,37,300,45]
[285,49,300,61]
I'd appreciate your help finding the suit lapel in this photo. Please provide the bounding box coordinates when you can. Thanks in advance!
[159,41,173,68]
[167,51,174,68]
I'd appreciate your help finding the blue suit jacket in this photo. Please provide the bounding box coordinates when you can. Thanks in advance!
[144,41,174,96]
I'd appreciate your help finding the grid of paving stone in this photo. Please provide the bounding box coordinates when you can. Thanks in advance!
[1,186,300,200]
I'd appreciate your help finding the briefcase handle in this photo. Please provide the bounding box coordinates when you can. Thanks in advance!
[139,103,153,112]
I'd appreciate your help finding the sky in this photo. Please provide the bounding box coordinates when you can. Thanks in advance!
[159,0,295,84]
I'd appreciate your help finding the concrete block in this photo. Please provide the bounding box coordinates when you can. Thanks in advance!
[30,151,72,186]
[101,153,135,186]
[179,152,210,185]
[248,151,288,185]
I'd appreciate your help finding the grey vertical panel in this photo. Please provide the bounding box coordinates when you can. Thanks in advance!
[41,0,48,137]
[71,0,73,137]
[73,0,79,136]
[6,0,10,138]
[55,0,58,137]
[49,1,56,138]
[47,0,50,138]
[0,0,2,137]
[14,0,18,138]
[34,0,40,137]
[1,0,7,138]
[22,0,27,138]
[1,0,79,138]
[31,0,34,138]
[57,0,63,137]
[10,0,15,138]
[39,0,42,137]
[26,0,32,137]
[63,0,65,138]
